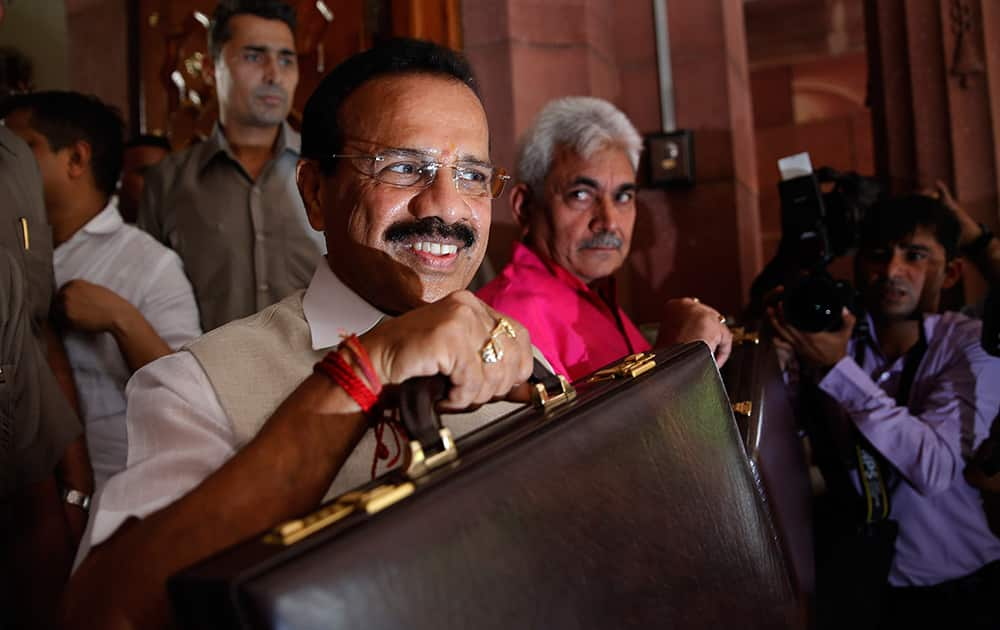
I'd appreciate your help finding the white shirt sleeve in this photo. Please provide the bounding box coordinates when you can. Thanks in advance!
[138,248,202,350]
[79,350,236,562]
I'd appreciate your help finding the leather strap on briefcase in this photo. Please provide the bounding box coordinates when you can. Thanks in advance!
[397,360,569,479]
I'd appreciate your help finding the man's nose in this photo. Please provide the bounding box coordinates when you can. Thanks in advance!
[886,249,907,278]
[589,195,619,233]
[409,167,473,224]
[262,54,278,84]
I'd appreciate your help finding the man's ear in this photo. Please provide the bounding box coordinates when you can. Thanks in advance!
[942,257,964,290]
[66,140,92,181]
[510,183,533,230]
[297,159,326,232]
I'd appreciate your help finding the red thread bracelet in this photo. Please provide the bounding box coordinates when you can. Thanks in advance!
[314,351,379,412]
[339,334,382,396]
[315,335,401,478]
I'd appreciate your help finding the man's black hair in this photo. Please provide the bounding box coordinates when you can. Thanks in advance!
[125,134,172,153]
[208,0,296,60]
[300,38,480,171]
[860,194,961,261]
[0,90,124,198]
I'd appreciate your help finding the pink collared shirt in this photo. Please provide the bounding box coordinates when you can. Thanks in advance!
[478,242,650,381]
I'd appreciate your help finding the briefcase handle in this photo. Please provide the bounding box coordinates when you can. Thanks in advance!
[397,360,564,478]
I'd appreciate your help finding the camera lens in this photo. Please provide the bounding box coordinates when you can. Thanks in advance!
[783,273,848,332]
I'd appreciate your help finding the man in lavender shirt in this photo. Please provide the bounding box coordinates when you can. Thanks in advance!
[771,194,1000,628]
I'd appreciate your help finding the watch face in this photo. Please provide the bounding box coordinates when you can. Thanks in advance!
[63,488,91,510]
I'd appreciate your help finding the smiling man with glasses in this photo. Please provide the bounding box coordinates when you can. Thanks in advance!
[63,38,548,628]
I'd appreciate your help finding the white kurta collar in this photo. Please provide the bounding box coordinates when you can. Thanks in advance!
[302,258,386,350]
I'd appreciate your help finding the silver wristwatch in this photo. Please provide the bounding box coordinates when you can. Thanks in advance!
[62,488,91,512]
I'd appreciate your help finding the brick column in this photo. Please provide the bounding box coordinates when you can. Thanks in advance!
[462,0,623,268]
[655,0,761,317]
[866,0,999,302]
[463,0,761,320]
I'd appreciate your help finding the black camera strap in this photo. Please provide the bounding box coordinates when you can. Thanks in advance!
[852,318,927,524]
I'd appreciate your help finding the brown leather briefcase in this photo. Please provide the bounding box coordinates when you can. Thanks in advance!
[169,343,800,629]
[721,327,814,616]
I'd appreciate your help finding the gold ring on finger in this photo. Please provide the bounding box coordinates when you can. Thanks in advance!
[481,337,503,364]
[491,317,517,340]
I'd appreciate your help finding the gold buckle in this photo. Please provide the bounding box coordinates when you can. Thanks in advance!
[730,327,760,346]
[264,482,415,546]
[586,352,656,383]
[732,400,753,417]
[404,428,458,479]
[531,374,576,411]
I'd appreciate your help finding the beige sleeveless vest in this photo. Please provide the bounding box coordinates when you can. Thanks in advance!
[186,291,527,500]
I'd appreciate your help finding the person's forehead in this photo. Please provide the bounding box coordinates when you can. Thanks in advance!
[867,226,945,254]
[3,109,48,148]
[2,107,33,131]
[342,74,489,157]
[548,145,635,184]
[224,14,295,51]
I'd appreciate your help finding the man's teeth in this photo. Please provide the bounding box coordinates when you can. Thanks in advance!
[411,242,458,255]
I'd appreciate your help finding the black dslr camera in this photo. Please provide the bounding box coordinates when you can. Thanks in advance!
[749,155,881,332]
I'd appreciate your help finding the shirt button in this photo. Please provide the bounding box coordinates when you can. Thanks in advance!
[258,283,270,292]
[255,232,265,242]
[877,372,891,383]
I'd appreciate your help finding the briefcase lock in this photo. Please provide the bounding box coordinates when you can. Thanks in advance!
[730,327,760,346]
[263,482,416,546]
[404,427,458,479]
[732,401,753,417]
[532,374,576,411]
[586,352,656,383]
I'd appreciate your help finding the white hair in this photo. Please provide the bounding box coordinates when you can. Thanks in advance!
[517,96,642,195]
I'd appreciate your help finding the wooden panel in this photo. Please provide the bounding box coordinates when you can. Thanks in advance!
[136,0,460,146]
[389,0,462,49]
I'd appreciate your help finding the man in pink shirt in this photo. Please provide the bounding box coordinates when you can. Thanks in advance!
[478,97,731,381]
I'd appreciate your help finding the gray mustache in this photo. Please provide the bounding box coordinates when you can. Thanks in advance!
[579,232,623,249]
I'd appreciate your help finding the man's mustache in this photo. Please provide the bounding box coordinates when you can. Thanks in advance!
[579,231,623,250]
[384,216,476,249]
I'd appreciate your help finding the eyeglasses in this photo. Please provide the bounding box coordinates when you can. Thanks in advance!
[327,150,511,199]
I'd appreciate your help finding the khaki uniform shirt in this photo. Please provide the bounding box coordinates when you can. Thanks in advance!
[0,126,53,334]
[0,249,80,495]
[138,123,324,332]
[0,128,79,494]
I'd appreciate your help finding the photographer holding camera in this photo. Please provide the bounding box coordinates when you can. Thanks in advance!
[769,194,1000,629]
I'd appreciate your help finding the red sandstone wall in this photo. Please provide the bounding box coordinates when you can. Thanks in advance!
[751,52,875,273]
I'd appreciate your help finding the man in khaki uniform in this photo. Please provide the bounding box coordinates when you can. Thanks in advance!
[138,0,324,332]
[0,125,85,517]
[0,3,90,614]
